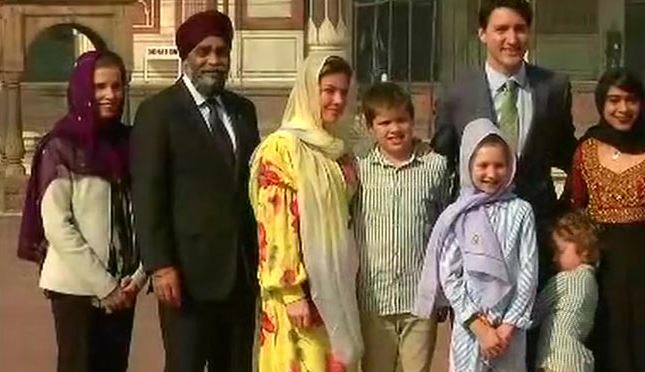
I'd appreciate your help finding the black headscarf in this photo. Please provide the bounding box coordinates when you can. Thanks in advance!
[580,68,645,154]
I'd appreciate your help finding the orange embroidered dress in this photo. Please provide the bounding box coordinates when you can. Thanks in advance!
[568,138,645,222]
[566,137,645,372]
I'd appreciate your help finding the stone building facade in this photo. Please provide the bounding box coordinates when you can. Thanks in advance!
[1,0,644,211]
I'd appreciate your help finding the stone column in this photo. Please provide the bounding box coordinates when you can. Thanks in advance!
[0,81,5,213]
[0,80,6,162]
[306,0,350,59]
[3,75,25,176]
[180,0,210,21]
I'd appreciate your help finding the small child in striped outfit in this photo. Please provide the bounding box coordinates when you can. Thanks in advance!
[534,211,599,372]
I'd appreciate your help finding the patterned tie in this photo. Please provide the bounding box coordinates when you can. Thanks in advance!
[498,80,519,152]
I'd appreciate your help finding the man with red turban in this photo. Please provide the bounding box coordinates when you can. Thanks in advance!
[131,10,260,372]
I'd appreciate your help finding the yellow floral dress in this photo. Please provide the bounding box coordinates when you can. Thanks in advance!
[253,134,343,372]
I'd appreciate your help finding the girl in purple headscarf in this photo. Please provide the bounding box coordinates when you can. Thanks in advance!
[414,118,538,371]
[17,50,145,372]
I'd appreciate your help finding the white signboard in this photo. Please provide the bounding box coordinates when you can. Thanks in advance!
[144,46,181,81]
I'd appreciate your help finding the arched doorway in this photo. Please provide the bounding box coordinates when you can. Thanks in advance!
[24,24,106,82]
[0,1,135,212]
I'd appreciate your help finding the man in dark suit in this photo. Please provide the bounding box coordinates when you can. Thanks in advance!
[431,0,576,367]
[433,0,575,252]
[130,10,259,372]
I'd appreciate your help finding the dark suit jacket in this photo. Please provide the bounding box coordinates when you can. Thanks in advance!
[130,80,260,301]
[432,64,577,222]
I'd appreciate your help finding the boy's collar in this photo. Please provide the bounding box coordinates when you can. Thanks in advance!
[368,139,431,167]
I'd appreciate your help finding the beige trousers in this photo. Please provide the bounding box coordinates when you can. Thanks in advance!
[360,312,438,372]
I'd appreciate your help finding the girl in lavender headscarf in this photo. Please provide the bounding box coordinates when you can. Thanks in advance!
[18,51,145,372]
[414,118,538,371]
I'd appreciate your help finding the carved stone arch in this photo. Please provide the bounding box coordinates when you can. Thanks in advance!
[1,3,136,76]
[0,0,136,211]
[23,22,109,82]
[26,21,109,53]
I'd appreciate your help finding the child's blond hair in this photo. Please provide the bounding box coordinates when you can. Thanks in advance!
[552,211,600,265]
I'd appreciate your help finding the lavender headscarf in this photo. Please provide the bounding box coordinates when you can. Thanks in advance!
[414,118,516,318]
[17,51,130,263]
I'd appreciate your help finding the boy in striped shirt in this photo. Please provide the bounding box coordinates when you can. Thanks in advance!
[352,82,452,372]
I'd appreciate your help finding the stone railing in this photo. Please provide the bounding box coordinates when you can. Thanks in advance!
[22,131,42,175]
[0,131,42,214]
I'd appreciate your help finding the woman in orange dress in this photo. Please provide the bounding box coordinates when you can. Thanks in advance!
[565,68,645,372]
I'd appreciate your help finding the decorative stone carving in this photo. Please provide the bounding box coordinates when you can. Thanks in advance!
[306,0,349,57]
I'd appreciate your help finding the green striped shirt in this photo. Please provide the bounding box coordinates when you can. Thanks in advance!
[352,141,452,315]
[535,264,598,372]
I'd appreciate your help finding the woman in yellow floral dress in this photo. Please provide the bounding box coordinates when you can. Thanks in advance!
[249,55,363,372]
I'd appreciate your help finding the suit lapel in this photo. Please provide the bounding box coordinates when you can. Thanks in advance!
[220,91,245,184]
[477,71,497,123]
[175,80,222,151]
[177,80,232,171]
[220,92,243,159]
[521,65,548,158]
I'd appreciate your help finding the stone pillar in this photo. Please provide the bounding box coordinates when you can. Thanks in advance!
[0,81,5,213]
[180,0,210,21]
[306,0,350,59]
[3,75,25,176]
[0,81,5,163]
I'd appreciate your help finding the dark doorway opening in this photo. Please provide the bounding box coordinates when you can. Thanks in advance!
[24,24,106,82]
[625,0,645,78]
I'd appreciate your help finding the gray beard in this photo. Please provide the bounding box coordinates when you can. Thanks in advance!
[192,73,225,98]
[183,61,227,98]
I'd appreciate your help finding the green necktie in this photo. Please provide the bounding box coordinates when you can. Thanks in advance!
[498,80,519,152]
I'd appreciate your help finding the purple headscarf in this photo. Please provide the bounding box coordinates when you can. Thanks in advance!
[17,50,130,263]
[414,118,515,318]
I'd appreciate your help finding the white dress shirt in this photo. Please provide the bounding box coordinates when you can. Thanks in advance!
[181,74,237,150]
[485,62,534,154]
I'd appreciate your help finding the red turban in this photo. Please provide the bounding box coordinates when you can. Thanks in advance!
[175,10,233,60]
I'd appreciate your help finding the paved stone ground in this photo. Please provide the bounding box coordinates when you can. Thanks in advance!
[0,215,449,371]
[0,216,164,372]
